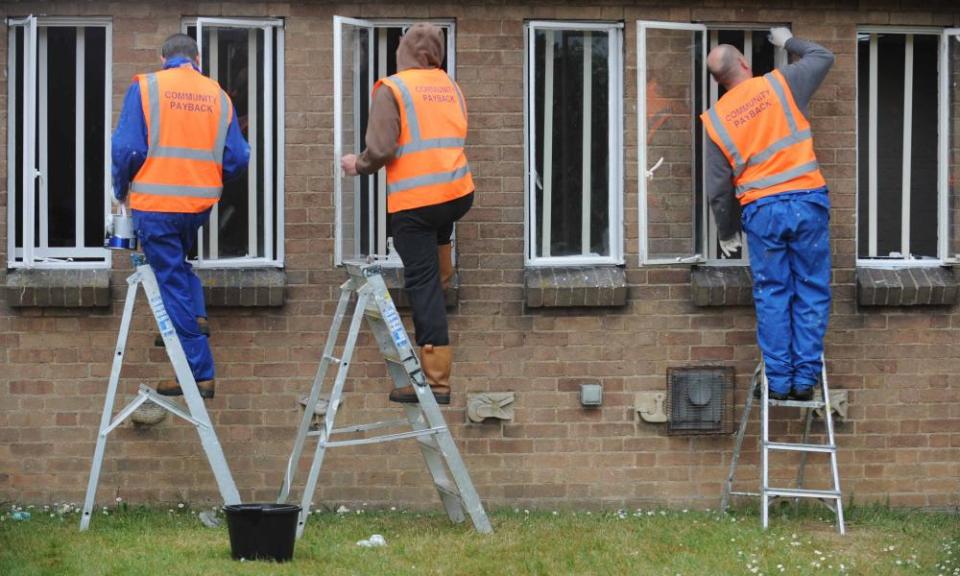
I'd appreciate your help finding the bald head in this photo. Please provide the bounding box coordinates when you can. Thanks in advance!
[707,44,751,89]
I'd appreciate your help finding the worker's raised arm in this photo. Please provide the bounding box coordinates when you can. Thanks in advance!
[778,34,835,114]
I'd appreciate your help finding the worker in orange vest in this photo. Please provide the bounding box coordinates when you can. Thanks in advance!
[112,34,250,399]
[701,28,834,401]
[341,23,474,405]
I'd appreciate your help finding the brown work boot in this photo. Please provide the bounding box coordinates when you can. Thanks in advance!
[156,379,216,399]
[438,244,454,290]
[155,317,210,347]
[389,344,451,405]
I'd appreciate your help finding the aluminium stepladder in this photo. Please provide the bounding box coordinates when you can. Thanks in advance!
[277,260,492,538]
[80,254,240,530]
[721,356,845,535]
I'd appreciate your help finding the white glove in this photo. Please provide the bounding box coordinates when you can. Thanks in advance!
[719,232,742,258]
[768,27,793,48]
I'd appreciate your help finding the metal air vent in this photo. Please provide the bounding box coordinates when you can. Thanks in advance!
[666,366,734,435]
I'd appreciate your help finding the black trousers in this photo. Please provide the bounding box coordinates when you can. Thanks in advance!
[390,192,474,347]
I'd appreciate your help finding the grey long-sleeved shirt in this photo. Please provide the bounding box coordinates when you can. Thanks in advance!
[706,37,835,240]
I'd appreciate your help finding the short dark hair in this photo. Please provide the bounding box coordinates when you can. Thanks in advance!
[161,33,199,60]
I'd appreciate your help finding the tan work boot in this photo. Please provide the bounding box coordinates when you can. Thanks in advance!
[438,244,454,290]
[156,379,216,399]
[389,344,451,405]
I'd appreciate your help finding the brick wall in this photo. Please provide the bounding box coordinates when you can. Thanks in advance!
[1,1,959,510]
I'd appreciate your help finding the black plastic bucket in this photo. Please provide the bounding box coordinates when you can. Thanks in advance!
[223,503,301,562]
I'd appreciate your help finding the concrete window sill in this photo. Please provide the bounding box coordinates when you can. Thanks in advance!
[856,266,959,307]
[377,266,459,309]
[523,266,627,308]
[4,269,111,307]
[690,266,754,307]
[196,268,286,307]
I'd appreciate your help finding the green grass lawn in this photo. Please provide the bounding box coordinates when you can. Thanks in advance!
[0,502,957,575]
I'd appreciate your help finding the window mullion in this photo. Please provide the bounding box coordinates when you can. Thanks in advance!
[263,25,274,262]
[376,31,387,258]
[76,27,86,249]
[901,34,914,258]
[868,33,879,258]
[581,31,592,256]
[208,29,219,260]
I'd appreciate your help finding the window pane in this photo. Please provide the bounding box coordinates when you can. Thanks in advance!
[644,27,703,261]
[45,26,78,248]
[951,34,960,260]
[909,34,939,258]
[84,26,106,248]
[13,26,25,252]
[338,23,369,262]
[533,29,611,259]
[857,34,870,258]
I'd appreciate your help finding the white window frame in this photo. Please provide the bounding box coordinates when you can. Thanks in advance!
[181,17,285,269]
[6,16,112,269]
[702,25,788,265]
[638,20,707,266]
[856,26,955,268]
[333,16,457,267]
[523,20,624,267]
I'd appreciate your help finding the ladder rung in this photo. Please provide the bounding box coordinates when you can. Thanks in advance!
[323,354,341,364]
[766,442,836,453]
[768,399,825,409]
[766,487,841,499]
[729,491,761,497]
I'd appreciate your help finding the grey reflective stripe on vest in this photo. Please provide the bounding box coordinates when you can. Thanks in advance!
[386,164,471,195]
[389,75,422,142]
[764,72,798,134]
[453,80,467,118]
[145,74,161,150]
[707,107,746,177]
[735,160,819,196]
[212,91,229,165]
[395,137,466,158]
[747,129,812,168]
[148,146,216,161]
[129,182,222,198]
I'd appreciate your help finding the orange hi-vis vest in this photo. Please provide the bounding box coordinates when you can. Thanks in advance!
[375,68,473,213]
[129,65,232,213]
[701,69,826,206]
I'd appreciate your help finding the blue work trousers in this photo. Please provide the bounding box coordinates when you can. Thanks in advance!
[133,209,213,382]
[742,190,831,395]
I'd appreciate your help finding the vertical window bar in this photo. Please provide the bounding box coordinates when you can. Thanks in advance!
[743,30,753,68]
[868,33,878,257]
[706,30,719,260]
[207,29,219,260]
[541,30,554,258]
[901,34,913,258]
[247,28,258,258]
[23,18,36,266]
[377,30,387,257]
[103,23,113,262]
[275,25,285,264]
[525,25,536,262]
[75,27,85,249]
[263,25,274,261]
[939,31,953,261]
[581,31,592,255]
[7,24,18,263]
[38,27,48,251]
[195,21,206,262]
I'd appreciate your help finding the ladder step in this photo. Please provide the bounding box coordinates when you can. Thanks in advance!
[766,487,841,499]
[729,491,761,497]
[323,354,341,364]
[768,399,825,409]
[766,442,836,453]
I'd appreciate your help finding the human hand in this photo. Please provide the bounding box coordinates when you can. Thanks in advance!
[719,232,742,257]
[341,154,359,177]
[768,27,793,48]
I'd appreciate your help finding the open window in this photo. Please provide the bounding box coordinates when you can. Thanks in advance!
[333,17,456,266]
[855,27,960,266]
[524,21,624,267]
[638,21,706,265]
[184,17,284,267]
[7,16,111,269]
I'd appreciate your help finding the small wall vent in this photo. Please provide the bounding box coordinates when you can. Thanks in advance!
[666,366,734,435]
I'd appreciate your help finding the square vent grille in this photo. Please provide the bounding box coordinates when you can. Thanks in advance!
[666,366,734,435]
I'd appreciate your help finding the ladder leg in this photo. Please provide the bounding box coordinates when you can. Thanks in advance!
[80,274,139,531]
[761,362,770,531]
[296,291,370,539]
[403,405,466,524]
[722,362,761,512]
[821,357,845,535]
[142,265,240,506]
[278,284,354,504]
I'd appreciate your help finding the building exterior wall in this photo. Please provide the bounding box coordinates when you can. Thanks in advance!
[1,1,959,510]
